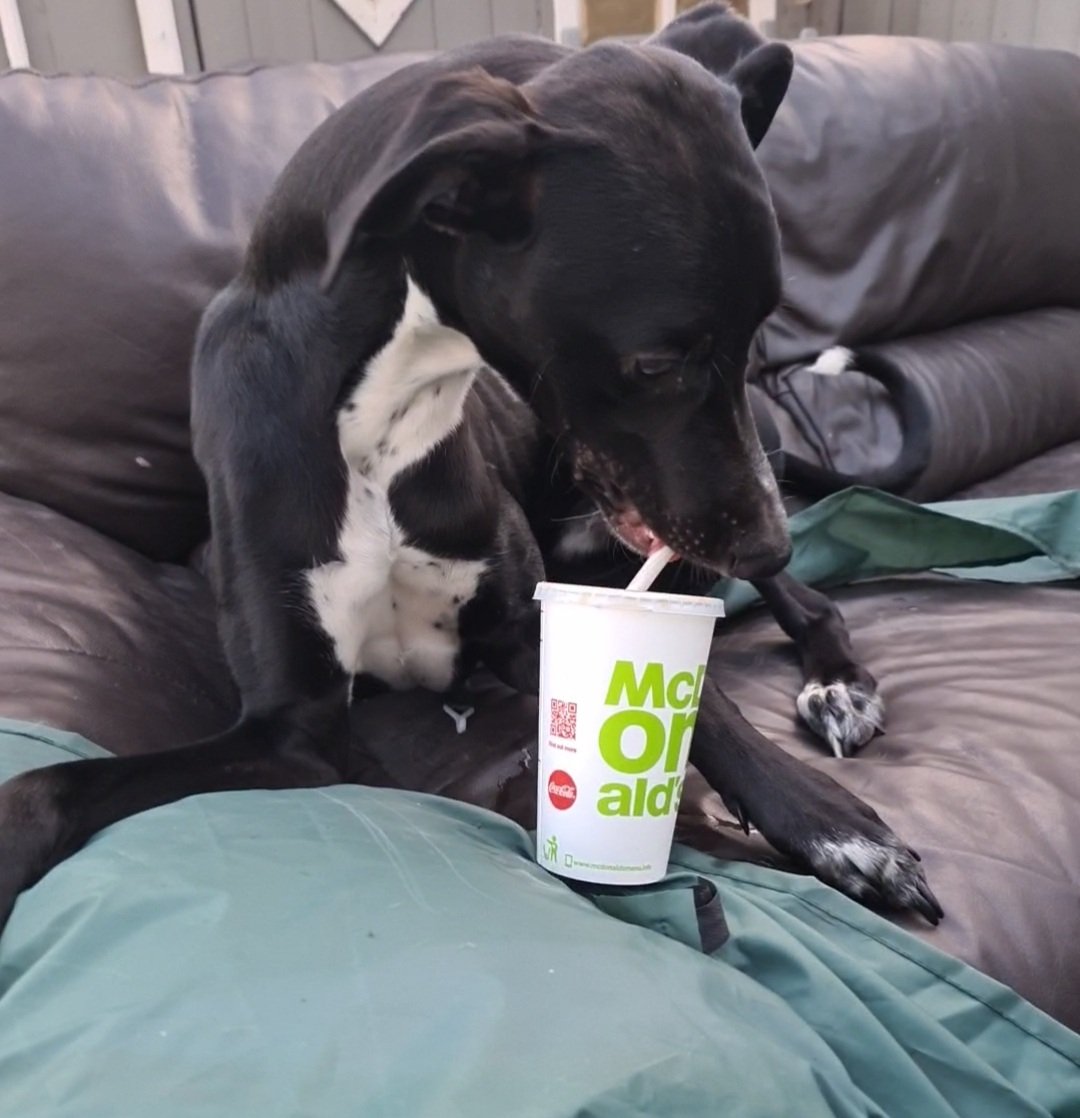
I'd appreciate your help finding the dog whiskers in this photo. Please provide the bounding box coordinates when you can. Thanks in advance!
[528,355,555,407]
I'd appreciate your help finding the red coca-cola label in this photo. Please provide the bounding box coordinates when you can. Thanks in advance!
[547,770,577,810]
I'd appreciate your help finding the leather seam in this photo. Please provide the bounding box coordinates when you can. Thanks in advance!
[0,643,234,713]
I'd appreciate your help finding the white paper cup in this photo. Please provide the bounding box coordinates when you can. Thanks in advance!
[533,582,724,885]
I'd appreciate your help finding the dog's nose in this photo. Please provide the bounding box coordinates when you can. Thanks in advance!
[728,539,793,580]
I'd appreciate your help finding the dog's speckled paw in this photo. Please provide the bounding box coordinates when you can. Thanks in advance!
[718,747,943,924]
[806,833,944,926]
[797,679,884,758]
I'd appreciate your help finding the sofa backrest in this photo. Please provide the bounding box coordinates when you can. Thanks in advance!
[2,37,1078,563]
[758,36,1080,366]
[0,56,417,562]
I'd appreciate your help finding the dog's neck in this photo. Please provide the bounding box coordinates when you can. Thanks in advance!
[339,274,483,485]
[402,238,537,402]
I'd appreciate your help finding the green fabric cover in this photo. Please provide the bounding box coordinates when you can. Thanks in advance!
[716,488,1080,615]
[1,722,1078,1117]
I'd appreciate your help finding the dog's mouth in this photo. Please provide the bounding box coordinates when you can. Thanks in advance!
[606,505,674,558]
[588,484,680,561]
[570,445,791,579]
[570,452,678,561]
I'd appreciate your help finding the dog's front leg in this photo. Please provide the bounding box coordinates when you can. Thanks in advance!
[690,674,942,923]
[0,687,351,932]
[753,572,884,758]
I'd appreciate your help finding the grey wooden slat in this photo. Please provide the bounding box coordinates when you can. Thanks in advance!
[190,0,254,69]
[309,1,376,60]
[432,0,492,48]
[806,0,842,36]
[19,0,60,71]
[773,1,808,40]
[200,0,439,65]
[888,0,920,35]
[1032,0,1080,51]
[171,0,202,70]
[839,0,894,35]
[533,0,554,37]
[491,0,546,36]
[990,0,1036,45]
[914,0,954,39]
[377,0,438,51]
[242,0,317,63]
[20,0,147,75]
[949,0,995,41]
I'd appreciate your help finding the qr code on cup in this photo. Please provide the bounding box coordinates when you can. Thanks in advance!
[550,699,578,740]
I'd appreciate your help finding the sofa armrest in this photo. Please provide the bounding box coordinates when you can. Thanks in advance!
[0,492,235,754]
[756,307,1080,501]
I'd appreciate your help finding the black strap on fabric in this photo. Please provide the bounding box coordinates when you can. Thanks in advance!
[755,349,934,499]
[692,877,731,954]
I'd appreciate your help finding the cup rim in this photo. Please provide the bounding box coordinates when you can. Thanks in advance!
[533,581,725,618]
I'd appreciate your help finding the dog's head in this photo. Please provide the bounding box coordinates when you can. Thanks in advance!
[323,3,794,577]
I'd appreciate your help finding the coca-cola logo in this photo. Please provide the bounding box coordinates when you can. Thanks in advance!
[547,770,577,810]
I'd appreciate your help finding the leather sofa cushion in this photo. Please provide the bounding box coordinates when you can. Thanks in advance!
[0,57,416,562]
[0,492,235,751]
[955,440,1080,501]
[3,39,1077,560]
[754,308,1080,502]
[695,578,1080,1032]
[758,38,1080,365]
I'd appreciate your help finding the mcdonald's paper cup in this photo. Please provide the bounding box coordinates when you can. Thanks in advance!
[533,582,724,885]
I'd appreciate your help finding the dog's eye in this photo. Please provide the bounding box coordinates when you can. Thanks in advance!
[628,337,712,380]
[632,354,680,378]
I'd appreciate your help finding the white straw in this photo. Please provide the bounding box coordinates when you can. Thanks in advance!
[625,545,676,592]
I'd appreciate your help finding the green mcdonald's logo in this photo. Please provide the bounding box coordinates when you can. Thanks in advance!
[595,660,704,818]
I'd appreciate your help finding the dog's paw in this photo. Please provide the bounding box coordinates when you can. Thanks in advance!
[731,759,943,924]
[803,831,943,925]
[797,679,884,758]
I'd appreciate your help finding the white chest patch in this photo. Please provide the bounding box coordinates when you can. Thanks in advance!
[306,278,488,693]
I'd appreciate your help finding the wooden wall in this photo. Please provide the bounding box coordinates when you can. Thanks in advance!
[3,0,198,75]
[1,0,1077,77]
[776,0,1080,52]
[192,0,552,70]
[0,0,552,77]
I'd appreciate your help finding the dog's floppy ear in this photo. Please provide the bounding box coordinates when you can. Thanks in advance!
[647,1,793,148]
[322,68,552,289]
[730,42,793,148]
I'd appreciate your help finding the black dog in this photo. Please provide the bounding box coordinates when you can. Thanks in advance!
[0,4,941,928]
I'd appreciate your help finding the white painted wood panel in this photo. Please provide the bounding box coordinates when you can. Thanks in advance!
[0,0,29,68]
[135,0,185,72]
